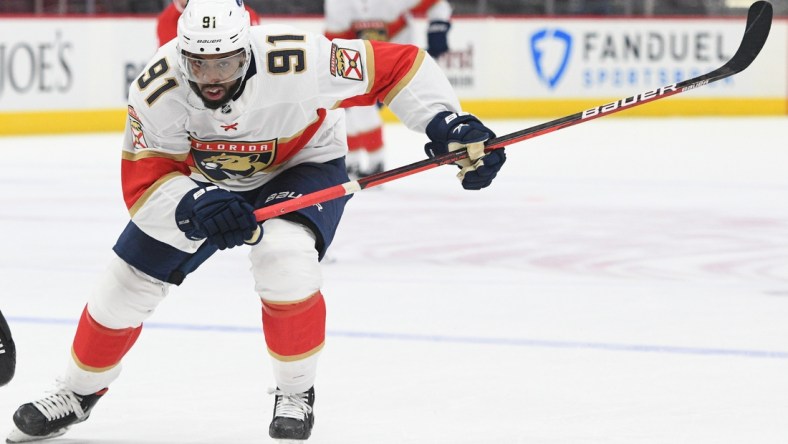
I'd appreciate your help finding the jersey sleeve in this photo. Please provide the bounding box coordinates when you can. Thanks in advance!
[155,3,180,47]
[318,36,460,132]
[122,48,201,250]
[410,0,452,21]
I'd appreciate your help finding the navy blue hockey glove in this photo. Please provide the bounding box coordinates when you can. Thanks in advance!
[426,20,451,58]
[175,185,261,250]
[425,111,506,190]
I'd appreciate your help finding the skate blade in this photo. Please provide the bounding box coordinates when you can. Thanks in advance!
[6,425,68,443]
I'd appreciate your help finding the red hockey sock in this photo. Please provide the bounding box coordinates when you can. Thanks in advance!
[347,126,383,152]
[262,292,326,359]
[71,306,142,371]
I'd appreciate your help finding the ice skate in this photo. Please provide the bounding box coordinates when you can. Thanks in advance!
[345,150,365,181]
[6,383,106,443]
[367,161,384,176]
[359,159,384,179]
[268,386,315,442]
[0,311,15,386]
[345,160,363,181]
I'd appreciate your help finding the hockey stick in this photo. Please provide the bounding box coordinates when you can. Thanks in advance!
[254,0,772,223]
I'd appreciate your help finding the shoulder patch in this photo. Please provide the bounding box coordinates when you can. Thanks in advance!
[331,45,364,81]
[128,105,148,149]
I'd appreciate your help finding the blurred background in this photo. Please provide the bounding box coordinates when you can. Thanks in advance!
[0,1,785,134]
[1,0,787,15]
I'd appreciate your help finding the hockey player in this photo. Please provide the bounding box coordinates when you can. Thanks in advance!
[0,310,16,386]
[156,0,260,46]
[7,0,505,442]
[324,0,453,178]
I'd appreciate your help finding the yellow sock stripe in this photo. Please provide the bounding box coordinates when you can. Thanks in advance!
[267,342,325,362]
[71,347,119,373]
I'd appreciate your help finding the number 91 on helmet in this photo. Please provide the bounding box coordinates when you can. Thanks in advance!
[176,0,252,86]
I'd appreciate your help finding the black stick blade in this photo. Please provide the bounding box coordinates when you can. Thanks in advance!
[725,1,773,74]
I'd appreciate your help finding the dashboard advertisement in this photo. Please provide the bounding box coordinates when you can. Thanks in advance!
[0,16,785,134]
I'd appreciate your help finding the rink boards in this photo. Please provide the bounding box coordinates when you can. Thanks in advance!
[0,15,785,135]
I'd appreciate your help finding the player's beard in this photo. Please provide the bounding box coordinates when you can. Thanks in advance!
[189,79,242,110]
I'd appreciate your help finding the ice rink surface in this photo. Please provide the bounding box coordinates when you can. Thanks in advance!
[0,116,787,443]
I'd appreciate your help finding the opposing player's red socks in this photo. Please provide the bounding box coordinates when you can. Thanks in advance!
[347,126,383,152]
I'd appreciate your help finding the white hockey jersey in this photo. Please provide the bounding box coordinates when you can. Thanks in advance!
[324,0,451,43]
[121,24,460,251]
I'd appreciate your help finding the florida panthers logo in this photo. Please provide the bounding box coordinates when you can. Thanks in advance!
[190,138,277,181]
[201,153,267,174]
[353,21,389,41]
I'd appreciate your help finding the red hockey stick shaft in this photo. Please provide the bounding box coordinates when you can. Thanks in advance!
[254,1,771,223]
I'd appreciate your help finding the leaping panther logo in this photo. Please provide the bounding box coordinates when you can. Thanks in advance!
[191,138,277,181]
[200,153,268,176]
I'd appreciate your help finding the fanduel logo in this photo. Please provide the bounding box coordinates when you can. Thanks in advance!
[530,28,572,90]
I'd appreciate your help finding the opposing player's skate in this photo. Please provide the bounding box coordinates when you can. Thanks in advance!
[269,386,315,441]
[6,383,106,443]
[361,159,384,178]
[0,311,15,387]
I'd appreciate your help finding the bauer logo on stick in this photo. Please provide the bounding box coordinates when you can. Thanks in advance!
[581,84,678,119]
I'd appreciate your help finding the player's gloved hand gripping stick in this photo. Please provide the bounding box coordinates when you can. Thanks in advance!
[176,185,262,250]
[424,111,506,190]
[251,1,772,224]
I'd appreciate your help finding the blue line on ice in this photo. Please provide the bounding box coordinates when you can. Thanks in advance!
[9,315,788,360]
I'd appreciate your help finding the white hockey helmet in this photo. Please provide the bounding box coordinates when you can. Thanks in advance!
[177,0,252,84]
